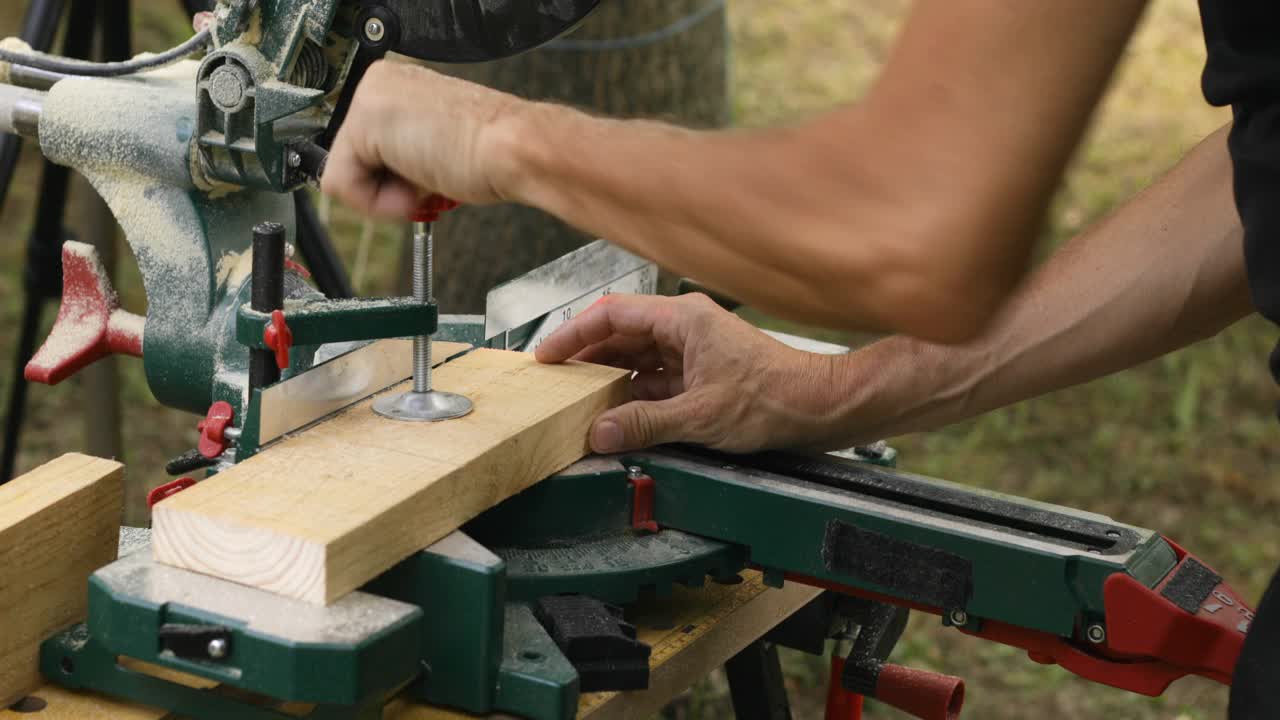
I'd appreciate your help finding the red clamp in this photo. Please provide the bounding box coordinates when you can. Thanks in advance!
[627,469,659,533]
[1101,537,1251,687]
[197,401,235,459]
[959,537,1251,696]
[263,309,293,370]
[25,242,145,385]
[410,194,460,223]
[147,477,197,508]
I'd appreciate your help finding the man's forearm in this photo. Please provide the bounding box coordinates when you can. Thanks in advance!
[824,125,1253,444]
[494,1,1147,341]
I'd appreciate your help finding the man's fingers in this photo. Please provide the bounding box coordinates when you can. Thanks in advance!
[536,295,671,364]
[322,142,422,219]
[632,369,685,400]
[366,175,422,218]
[589,392,706,453]
[574,342,664,372]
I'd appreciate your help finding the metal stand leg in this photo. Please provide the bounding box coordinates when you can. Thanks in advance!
[294,189,355,299]
[725,639,792,720]
[1,0,95,484]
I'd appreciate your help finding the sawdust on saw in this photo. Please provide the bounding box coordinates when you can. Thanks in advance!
[0,37,31,85]
[28,242,116,371]
[38,60,229,303]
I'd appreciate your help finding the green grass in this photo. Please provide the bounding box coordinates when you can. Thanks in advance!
[0,2,1273,718]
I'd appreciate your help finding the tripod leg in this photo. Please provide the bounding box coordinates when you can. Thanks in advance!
[0,0,66,215]
[76,0,129,466]
[1,0,97,483]
[295,189,355,299]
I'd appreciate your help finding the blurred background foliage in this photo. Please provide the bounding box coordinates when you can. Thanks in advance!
[0,1,1272,718]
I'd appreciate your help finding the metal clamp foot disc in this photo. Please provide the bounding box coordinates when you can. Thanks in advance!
[373,390,473,422]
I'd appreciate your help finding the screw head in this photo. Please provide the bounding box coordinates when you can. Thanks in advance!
[627,465,644,478]
[948,609,968,627]
[207,638,229,659]
[363,17,386,43]
[1086,624,1106,644]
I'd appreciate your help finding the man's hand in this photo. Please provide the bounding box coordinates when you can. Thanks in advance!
[534,293,846,454]
[322,61,524,217]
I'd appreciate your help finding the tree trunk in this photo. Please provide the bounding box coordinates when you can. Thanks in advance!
[424,0,729,312]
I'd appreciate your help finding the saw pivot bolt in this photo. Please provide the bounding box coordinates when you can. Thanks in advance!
[363,17,386,43]
[1086,624,1106,644]
[374,196,474,422]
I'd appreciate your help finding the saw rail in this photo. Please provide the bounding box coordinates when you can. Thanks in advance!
[620,448,1253,698]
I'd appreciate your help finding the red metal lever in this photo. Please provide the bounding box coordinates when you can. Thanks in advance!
[824,655,864,720]
[958,537,1252,696]
[197,401,235,459]
[262,310,293,370]
[25,242,145,385]
[410,194,460,223]
[1101,537,1251,686]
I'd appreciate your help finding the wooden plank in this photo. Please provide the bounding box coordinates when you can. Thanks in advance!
[0,454,123,707]
[387,573,822,720]
[153,349,630,605]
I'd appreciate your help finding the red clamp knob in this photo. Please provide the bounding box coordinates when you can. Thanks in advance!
[147,477,198,508]
[25,242,145,385]
[410,194,460,223]
[263,309,293,370]
[197,401,235,459]
[628,470,659,533]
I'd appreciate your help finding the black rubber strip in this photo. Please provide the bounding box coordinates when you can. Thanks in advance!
[1161,556,1222,614]
[823,519,973,609]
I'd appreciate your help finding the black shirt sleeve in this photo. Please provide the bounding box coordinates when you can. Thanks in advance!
[1198,3,1280,717]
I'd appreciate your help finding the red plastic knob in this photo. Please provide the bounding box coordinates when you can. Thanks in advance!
[25,242,145,385]
[410,194,460,223]
[263,310,293,370]
[197,401,235,459]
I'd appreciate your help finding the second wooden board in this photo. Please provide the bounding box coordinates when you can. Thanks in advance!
[153,349,630,605]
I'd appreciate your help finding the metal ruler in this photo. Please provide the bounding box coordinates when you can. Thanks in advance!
[484,240,658,352]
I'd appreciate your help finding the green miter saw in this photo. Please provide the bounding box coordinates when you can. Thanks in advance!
[0,2,1258,719]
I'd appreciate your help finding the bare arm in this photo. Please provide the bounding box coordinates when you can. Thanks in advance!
[533,127,1253,453]
[325,1,1148,342]
[825,124,1252,444]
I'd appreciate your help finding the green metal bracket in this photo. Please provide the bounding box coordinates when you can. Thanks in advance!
[367,538,507,715]
[237,298,437,350]
[81,569,422,705]
[41,626,387,720]
[624,450,1179,639]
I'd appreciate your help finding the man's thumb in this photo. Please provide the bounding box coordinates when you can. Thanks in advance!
[590,399,692,454]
